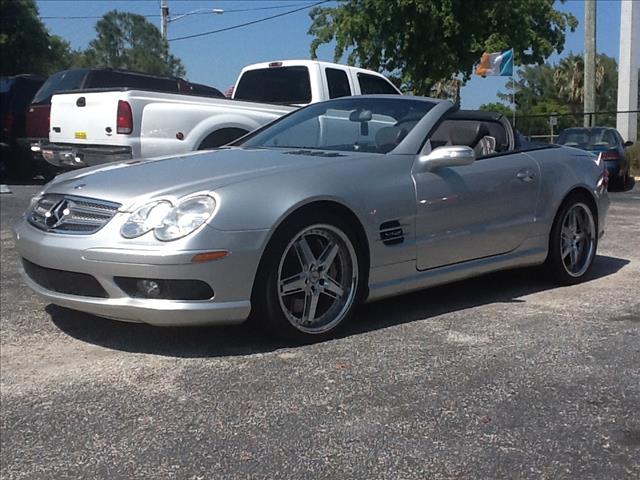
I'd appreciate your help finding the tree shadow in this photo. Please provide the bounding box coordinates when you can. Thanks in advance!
[49,255,630,358]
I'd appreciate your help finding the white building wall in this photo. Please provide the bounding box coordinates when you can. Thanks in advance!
[616,0,639,141]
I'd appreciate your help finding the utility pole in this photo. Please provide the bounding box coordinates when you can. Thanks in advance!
[616,0,639,142]
[583,0,597,127]
[160,0,169,41]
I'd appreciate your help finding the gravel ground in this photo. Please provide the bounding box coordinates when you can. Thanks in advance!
[1,181,638,479]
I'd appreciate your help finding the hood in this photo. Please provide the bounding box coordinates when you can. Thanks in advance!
[45,147,348,209]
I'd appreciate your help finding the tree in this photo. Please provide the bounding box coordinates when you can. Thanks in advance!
[309,0,577,95]
[479,102,513,118]
[83,11,185,77]
[0,0,80,75]
[553,54,618,114]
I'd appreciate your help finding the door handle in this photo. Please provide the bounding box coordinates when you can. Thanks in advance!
[516,170,535,182]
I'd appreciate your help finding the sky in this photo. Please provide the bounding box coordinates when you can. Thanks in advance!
[37,0,626,109]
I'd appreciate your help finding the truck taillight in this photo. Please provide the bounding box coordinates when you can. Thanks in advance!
[117,100,133,134]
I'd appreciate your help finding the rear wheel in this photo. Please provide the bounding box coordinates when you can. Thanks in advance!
[198,128,248,150]
[616,169,629,190]
[544,195,597,285]
[252,213,364,342]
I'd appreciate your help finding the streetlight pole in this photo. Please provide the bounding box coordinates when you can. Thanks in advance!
[160,0,169,41]
[583,0,597,127]
[160,1,224,41]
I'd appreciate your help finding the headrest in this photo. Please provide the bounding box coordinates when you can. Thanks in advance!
[450,122,490,147]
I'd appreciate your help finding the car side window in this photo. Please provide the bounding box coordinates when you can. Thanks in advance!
[325,68,351,99]
[357,73,399,95]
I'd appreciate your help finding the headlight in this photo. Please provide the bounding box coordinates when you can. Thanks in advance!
[120,201,173,238]
[155,196,216,241]
[121,196,216,240]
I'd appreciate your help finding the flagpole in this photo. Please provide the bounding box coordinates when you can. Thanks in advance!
[511,75,515,127]
[510,49,515,128]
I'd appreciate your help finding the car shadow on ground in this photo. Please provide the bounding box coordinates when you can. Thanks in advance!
[48,254,630,358]
[0,174,49,187]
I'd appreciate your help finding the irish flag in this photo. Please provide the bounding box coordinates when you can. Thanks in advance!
[476,49,514,76]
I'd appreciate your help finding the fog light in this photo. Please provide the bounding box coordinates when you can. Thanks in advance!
[137,279,161,298]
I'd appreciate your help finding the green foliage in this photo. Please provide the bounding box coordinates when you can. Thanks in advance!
[309,0,577,95]
[479,102,513,117]
[0,0,82,75]
[498,53,619,135]
[84,11,185,77]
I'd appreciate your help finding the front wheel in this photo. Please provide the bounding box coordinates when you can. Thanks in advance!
[544,196,597,285]
[253,214,364,342]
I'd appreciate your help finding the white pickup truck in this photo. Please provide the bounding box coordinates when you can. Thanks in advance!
[42,60,400,169]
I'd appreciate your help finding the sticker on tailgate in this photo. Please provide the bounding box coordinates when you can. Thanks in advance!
[74,131,87,139]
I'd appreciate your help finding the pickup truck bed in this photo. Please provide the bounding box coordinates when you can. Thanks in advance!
[44,89,293,168]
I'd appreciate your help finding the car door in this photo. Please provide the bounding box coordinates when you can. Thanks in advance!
[412,122,539,271]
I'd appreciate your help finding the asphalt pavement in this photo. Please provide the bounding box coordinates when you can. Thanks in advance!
[1,182,638,479]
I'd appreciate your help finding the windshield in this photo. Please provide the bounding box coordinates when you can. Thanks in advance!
[31,69,87,105]
[239,97,436,154]
[557,128,618,151]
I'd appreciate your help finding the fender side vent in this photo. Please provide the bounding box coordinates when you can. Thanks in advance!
[380,220,404,245]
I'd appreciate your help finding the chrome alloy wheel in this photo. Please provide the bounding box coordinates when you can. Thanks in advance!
[277,224,358,334]
[560,203,596,277]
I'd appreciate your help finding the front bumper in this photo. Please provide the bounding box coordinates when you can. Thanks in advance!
[41,143,132,169]
[14,218,269,326]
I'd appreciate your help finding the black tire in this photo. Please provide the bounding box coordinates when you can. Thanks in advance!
[251,212,366,342]
[544,193,598,285]
[616,170,629,191]
[198,128,248,150]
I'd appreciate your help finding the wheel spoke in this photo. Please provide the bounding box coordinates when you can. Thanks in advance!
[302,290,320,324]
[280,273,306,296]
[570,210,578,232]
[561,244,572,259]
[321,275,344,299]
[569,247,578,269]
[294,236,316,268]
[318,242,340,270]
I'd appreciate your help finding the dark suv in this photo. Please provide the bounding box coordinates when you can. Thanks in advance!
[21,69,223,176]
[0,75,45,177]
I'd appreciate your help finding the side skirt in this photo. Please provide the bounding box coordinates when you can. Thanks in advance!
[366,235,548,302]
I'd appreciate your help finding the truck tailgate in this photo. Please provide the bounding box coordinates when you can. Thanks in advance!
[49,91,129,145]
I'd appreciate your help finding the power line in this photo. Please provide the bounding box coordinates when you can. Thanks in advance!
[169,0,329,42]
[37,2,318,20]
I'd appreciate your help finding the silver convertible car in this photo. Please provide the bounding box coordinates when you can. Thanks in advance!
[14,96,609,341]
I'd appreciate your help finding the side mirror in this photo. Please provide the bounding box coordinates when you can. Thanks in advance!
[418,146,475,171]
[624,140,634,148]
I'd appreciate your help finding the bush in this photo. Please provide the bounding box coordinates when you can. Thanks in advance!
[628,143,640,177]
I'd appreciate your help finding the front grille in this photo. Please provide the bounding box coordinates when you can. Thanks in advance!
[22,259,109,298]
[28,194,121,235]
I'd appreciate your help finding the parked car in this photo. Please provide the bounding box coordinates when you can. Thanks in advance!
[41,60,400,171]
[14,95,608,341]
[20,68,223,175]
[556,127,633,189]
[0,74,45,177]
